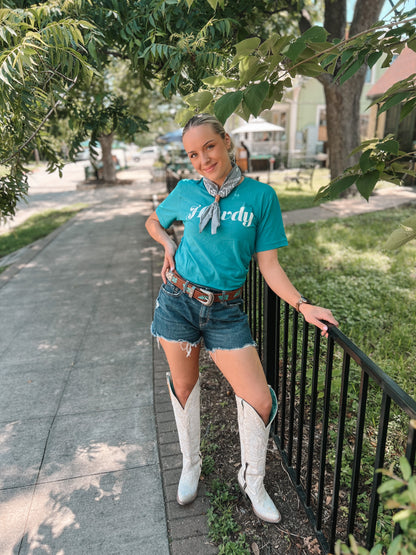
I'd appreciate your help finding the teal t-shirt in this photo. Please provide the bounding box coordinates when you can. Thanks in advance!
[156,176,288,290]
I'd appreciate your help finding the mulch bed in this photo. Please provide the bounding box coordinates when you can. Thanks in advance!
[198,349,323,554]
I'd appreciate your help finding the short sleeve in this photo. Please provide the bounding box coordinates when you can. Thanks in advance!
[155,182,184,229]
[255,187,288,252]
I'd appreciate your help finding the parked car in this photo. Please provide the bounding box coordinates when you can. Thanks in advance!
[134,146,161,162]
[74,146,102,161]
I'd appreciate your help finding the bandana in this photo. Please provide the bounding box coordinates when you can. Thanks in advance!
[199,164,242,234]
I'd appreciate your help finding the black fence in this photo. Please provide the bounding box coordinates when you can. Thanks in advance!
[244,259,416,553]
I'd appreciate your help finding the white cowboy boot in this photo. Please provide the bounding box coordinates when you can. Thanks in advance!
[167,372,202,505]
[236,386,281,523]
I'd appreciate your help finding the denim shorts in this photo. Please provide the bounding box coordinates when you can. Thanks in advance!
[151,280,256,353]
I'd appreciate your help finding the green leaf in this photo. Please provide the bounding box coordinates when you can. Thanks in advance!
[403,215,416,230]
[285,37,306,62]
[272,35,292,56]
[175,107,195,126]
[235,37,261,57]
[184,90,213,111]
[350,139,378,156]
[408,476,416,504]
[268,82,284,103]
[378,92,409,114]
[315,175,357,201]
[237,99,252,121]
[243,82,269,117]
[214,91,243,124]
[259,33,280,55]
[296,60,324,77]
[302,26,328,43]
[356,170,380,200]
[239,56,262,85]
[360,150,375,172]
[205,0,219,9]
[367,51,383,68]
[378,478,404,494]
[399,456,412,481]
[260,96,275,111]
[386,534,402,555]
[202,75,239,88]
[392,509,413,523]
[341,49,355,64]
[400,97,416,120]
[408,37,416,52]
[375,139,399,155]
[339,59,363,86]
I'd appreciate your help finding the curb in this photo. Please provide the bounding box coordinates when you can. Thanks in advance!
[149,191,216,553]
[151,247,217,555]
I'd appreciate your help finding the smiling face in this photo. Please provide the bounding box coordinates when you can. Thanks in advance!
[182,123,233,187]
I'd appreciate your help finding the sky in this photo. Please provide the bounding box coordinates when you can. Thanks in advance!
[347,0,416,22]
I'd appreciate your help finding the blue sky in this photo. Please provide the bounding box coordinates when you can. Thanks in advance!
[347,0,416,22]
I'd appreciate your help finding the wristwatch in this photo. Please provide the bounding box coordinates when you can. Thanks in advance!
[296,295,311,313]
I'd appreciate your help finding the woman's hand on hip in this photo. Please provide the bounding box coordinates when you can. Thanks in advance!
[161,239,177,283]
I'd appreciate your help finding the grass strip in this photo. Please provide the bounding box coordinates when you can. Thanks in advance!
[0,204,87,259]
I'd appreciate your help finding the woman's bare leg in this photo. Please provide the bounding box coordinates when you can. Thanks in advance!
[159,339,201,407]
[210,346,271,424]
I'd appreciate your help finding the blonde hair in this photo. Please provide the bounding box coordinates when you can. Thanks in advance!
[182,113,235,161]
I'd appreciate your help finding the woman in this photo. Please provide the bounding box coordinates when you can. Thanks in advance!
[145,114,338,524]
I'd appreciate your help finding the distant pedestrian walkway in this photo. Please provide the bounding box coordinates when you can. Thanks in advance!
[282,185,416,226]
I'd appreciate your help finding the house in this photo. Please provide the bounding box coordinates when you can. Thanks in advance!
[228,56,387,168]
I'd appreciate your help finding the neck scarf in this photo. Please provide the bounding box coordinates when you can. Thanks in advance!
[199,164,242,234]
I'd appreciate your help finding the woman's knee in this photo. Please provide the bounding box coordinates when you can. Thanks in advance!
[171,375,199,406]
[243,386,272,423]
[255,391,272,423]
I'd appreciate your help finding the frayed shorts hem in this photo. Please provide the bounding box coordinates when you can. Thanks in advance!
[208,341,257,354]
[151,331,202,357]
[151,329,256,357]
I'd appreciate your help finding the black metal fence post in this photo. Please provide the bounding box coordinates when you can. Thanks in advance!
[243,259,416,553]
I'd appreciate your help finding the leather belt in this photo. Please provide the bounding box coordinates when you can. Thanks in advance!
[166,269,242,307]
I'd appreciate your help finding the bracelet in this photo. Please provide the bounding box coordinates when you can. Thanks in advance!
[296,295,311,312]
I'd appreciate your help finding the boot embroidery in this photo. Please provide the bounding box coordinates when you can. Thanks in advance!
[243,462,248,490]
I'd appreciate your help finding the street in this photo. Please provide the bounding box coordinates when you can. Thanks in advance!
[0,159,155,235]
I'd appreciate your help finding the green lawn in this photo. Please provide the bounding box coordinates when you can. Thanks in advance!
[279,205,416,398]
[270,167,330,211]
[269,167,393,212]
[0,204,87,265]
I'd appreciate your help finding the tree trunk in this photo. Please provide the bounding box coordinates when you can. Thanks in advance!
[321,69,366,182]
[315,0,385,185]
[98,134,117,183]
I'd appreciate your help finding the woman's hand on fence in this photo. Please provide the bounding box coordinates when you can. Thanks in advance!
[299,304,339,337]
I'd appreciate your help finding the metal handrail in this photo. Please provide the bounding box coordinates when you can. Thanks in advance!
[244,260,416,553]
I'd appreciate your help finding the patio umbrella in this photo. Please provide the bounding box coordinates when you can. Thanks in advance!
[230,117,284,134]
[157,129,184,143]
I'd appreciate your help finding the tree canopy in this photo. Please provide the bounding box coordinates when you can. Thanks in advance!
[1,0,416,247]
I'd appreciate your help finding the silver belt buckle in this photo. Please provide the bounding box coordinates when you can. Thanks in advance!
[199,289,214,306]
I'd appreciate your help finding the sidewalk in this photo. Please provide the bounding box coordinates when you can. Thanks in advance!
[0,170,415,554]
[0,173,218,554]
[282,184,416,226]
[0,183,173,554]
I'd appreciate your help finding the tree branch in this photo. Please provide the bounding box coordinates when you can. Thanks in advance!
[1,78,78,166]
